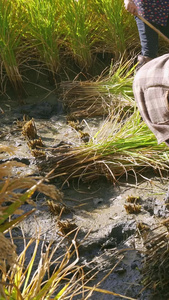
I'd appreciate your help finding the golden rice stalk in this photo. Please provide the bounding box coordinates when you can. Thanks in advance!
[0,232,17,273]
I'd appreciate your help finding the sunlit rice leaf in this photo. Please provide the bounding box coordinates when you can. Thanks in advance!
[0,187,36,225]
[54,283,69,299]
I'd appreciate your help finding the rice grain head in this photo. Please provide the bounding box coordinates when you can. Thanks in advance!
[0,232,17,274]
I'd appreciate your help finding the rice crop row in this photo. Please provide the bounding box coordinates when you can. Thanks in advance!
[0,0,138,94]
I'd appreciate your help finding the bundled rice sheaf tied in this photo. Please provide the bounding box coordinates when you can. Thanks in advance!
[142,217,169,296]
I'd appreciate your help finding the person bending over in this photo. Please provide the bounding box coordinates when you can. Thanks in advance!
[133,53,169,146]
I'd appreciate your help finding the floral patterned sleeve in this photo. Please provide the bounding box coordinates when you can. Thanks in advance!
[133,0,169,26]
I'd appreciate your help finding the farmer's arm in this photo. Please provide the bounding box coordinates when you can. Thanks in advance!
[124,0,138,15]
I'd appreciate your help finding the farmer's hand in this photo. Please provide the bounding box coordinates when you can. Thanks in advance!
[124,0,138,15]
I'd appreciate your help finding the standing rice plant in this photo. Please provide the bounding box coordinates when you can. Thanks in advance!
[20,0,64,82]
[91,0,139,60]
[62,0,96,71]
[0,0,26,95]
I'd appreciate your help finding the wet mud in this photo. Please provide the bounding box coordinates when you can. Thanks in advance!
[1,76,169,300]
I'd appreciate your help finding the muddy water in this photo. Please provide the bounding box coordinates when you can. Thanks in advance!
[1,82,169,300]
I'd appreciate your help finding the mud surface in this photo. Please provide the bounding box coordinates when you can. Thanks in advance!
[1,76,169,300]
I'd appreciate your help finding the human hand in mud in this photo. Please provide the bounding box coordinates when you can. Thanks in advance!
[124,0,138,15]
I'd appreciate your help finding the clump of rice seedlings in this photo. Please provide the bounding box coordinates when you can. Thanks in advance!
[0,0,25,95]
[58,220,78,236]
[62,59,135,118]
[141,218,169,298]
[33,110,169,184]
[124,195,142,213]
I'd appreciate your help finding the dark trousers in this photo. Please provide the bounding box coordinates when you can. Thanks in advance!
[135,16,169,58]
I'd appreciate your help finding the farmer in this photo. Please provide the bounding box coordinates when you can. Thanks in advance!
[124,0,169,69]
[133,53,169,146]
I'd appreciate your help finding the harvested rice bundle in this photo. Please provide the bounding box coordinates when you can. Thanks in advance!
[61,60,135,118]
[30,111,169,184]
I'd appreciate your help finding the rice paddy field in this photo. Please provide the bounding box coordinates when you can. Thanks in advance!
[1,0,169,299]
[1,0,169,179]
[0,0,140,98]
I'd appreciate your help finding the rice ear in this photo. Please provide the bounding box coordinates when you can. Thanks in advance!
[0,232,17,273]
